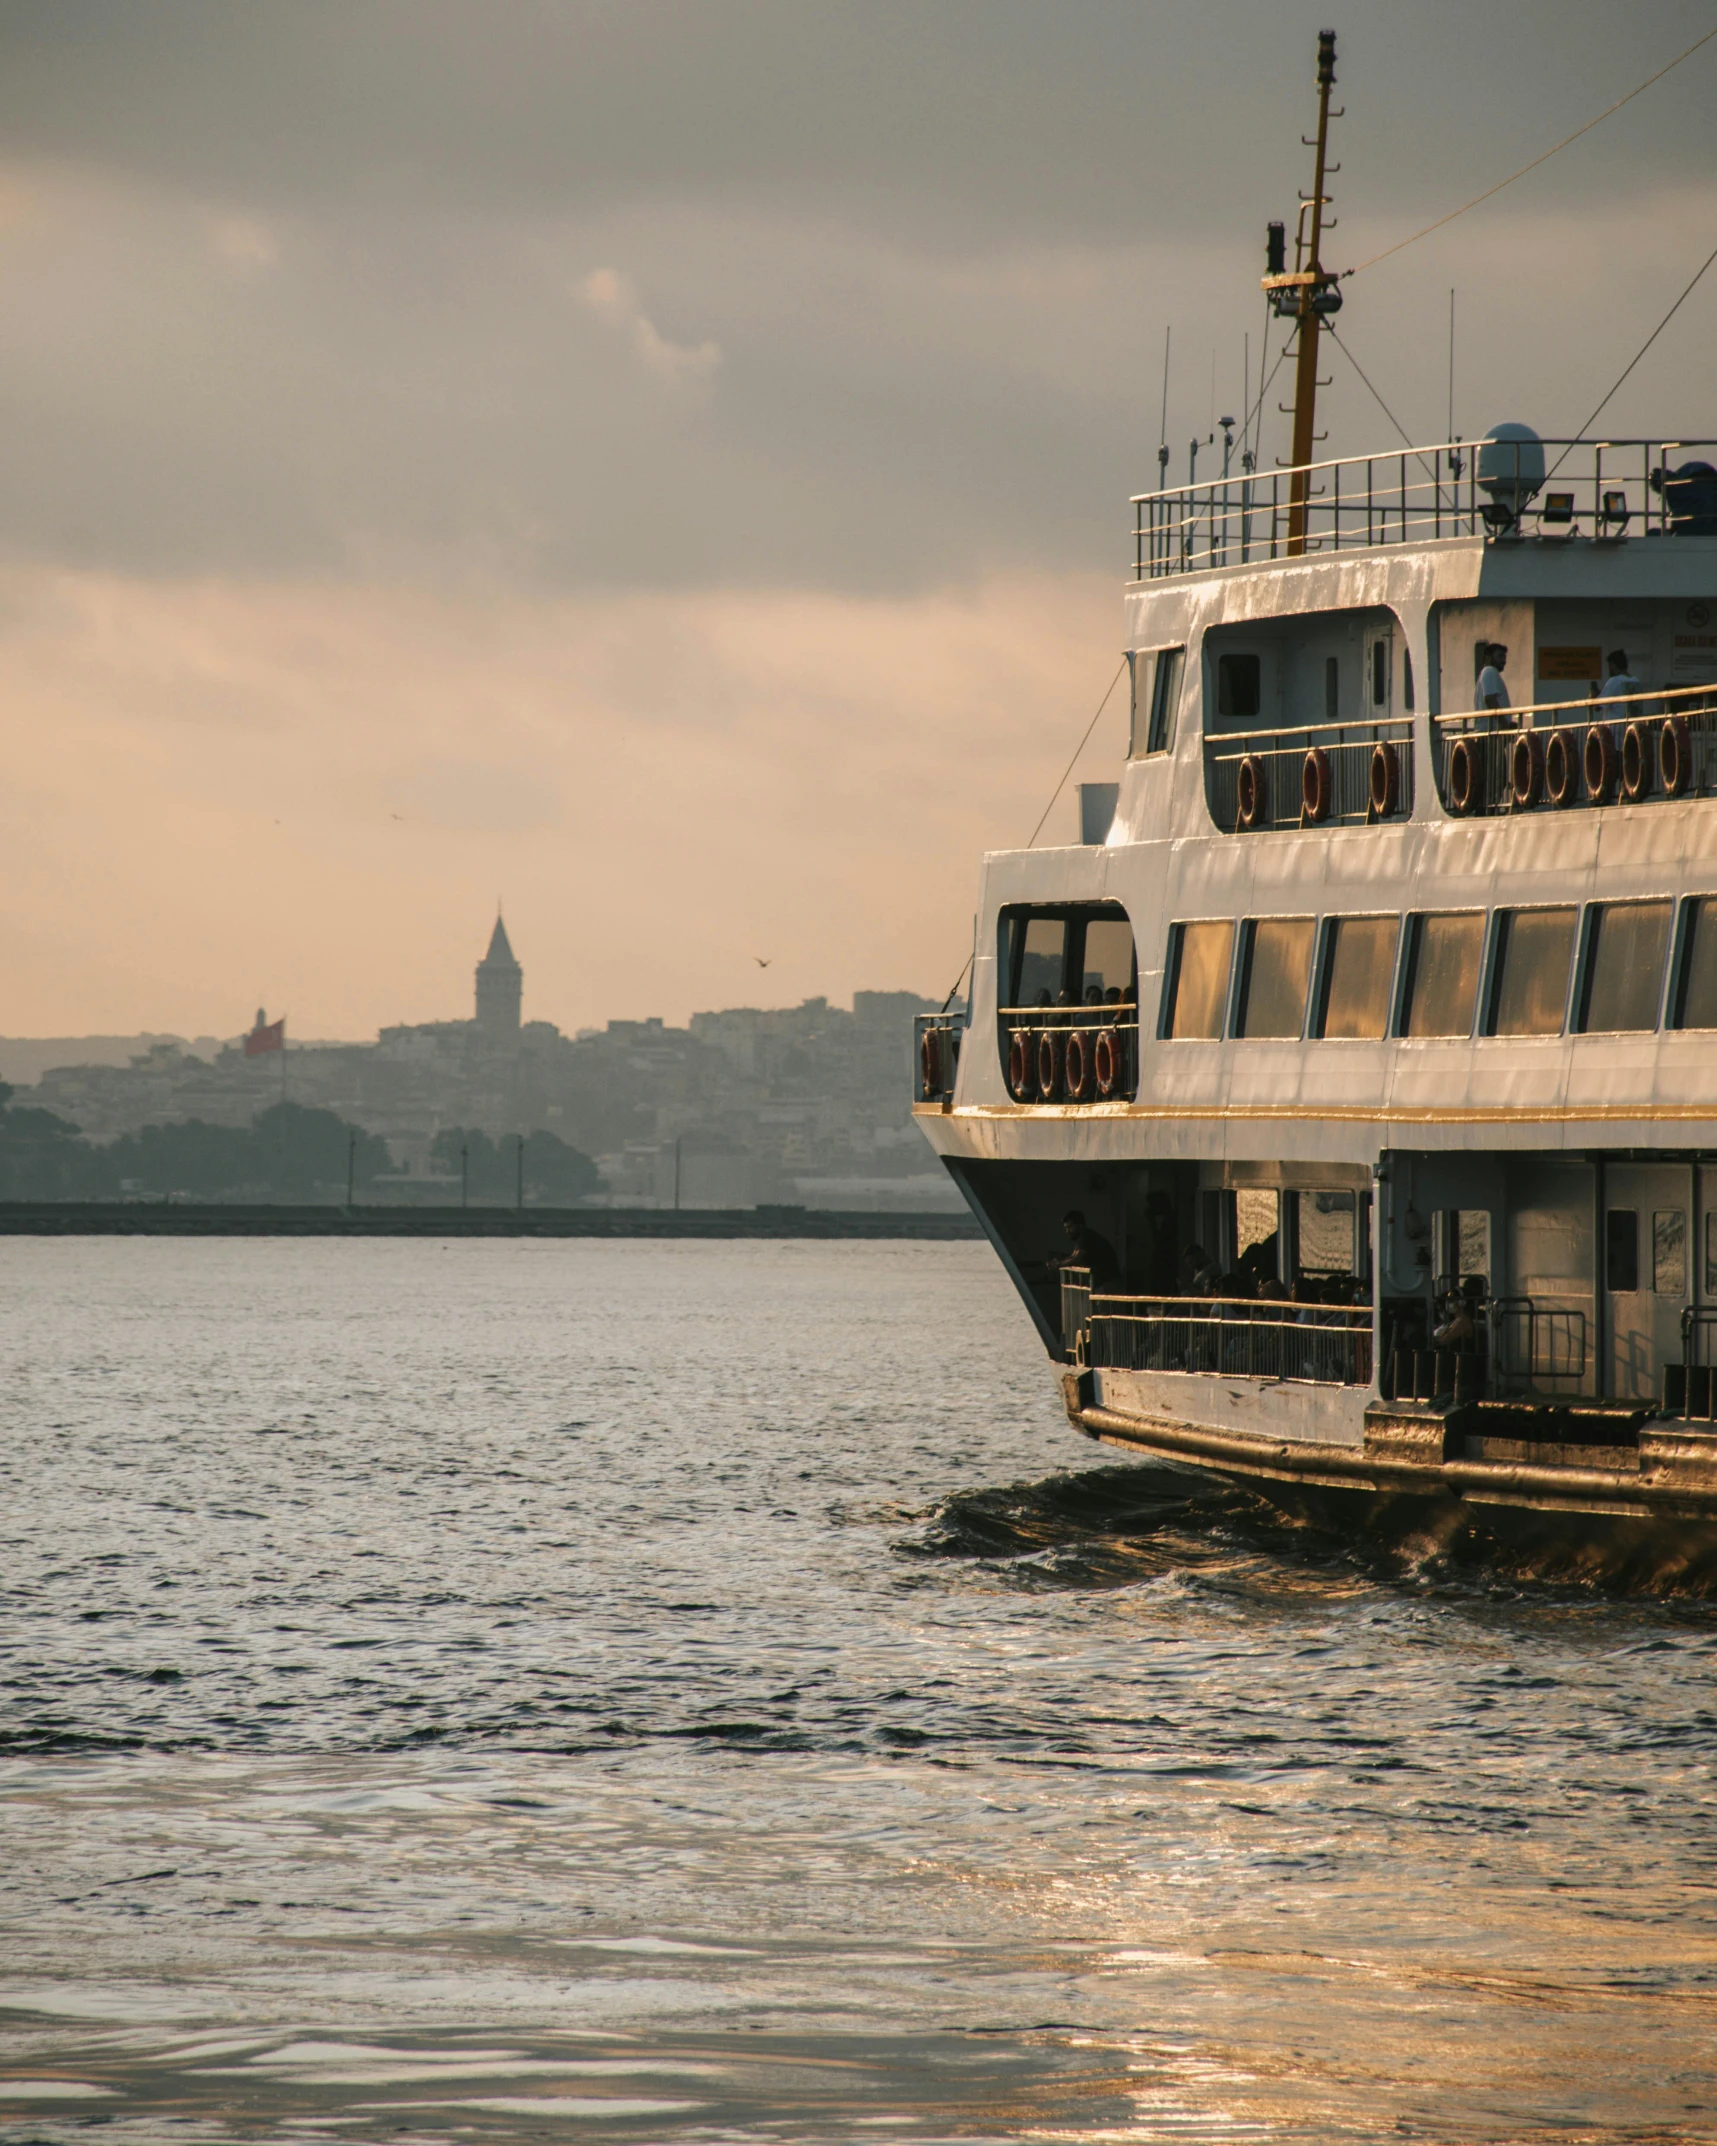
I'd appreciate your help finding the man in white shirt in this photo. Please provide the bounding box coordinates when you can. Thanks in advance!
[1476,642,1510,711]
[1601,648,1641,707]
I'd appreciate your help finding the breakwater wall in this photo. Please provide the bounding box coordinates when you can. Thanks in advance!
[0,1202,980,1240]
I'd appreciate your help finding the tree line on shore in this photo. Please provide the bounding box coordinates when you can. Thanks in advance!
[0,1086,599,1205]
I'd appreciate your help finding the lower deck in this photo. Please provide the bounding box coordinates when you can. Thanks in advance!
[936,1141,1717,1513]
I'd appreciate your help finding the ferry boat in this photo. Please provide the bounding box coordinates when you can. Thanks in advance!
[912,32,1717,1573]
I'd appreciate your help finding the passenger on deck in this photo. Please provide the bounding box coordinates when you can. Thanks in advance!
[1431,1290,1475,1349]
[1178,1242,1218,1295]
[1053,1209,1121,1291]
[1476,642,1511,711]
[1601,648,1641,707]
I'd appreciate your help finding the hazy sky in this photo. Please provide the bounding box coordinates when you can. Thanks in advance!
[7,0,1717,1037]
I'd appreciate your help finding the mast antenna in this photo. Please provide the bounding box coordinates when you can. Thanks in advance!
[1262,27,1344,555]
[1157,325,1171,485]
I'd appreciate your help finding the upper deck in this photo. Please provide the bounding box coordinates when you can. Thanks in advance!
[1130,435,1717,583]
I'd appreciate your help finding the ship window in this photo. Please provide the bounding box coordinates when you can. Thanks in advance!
[1403,647,1415,711]
[1705,1211,1717,1295]
[1654,1210,1687,1296]
[1487,907,1577,1038]
[1371,640,1388,707]
[1149,647,1182,752]
[1299,1188,1357,1273]
[1317,915,1399,1040]
[1578,901,1671,1032]
[1163,921,1234,1039]
[1131,647,1185,756]
[1606,1209,1640,1293]
[1081,917,1136,999]
[1236,917,1315,1039]
[1673,897,1717,1029]
[1013,916,1066,1006]
[1400,912,1485,1037]
[1217,652,1260,719]
[1324,655,1339,720]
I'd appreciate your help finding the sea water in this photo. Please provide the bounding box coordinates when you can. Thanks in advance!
[2,1237,1715,2143]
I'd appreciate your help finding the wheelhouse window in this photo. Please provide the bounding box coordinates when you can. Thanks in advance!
[1235,918,1315,1039]
[1399,912,1485,1038]
[1578,901,1672,1033]
[1162,921,1234,1039]
[1672,897,1717,1029]
[1130,646,1184,757]
[1316,915,1399,1040]
[1487,907,1577,1038]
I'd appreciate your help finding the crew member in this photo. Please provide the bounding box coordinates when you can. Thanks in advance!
[1476,642,1510,711]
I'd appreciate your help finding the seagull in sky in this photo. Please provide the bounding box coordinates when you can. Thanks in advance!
[754,956,772,968]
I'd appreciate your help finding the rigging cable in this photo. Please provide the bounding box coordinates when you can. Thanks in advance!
[1347,23,1717,277]
[1553,234,1717,467]
[1325,324,1438,480]
[937,654,1130,1012]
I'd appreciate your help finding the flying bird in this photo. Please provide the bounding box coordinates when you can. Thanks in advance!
[754,956,772,968]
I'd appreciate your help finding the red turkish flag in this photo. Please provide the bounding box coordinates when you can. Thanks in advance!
[244,1015,286,1057]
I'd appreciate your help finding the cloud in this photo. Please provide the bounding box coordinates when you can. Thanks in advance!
[578,265,720,388]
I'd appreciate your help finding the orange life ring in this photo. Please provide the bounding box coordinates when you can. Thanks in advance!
[1301,745,1332,823]
[1369,739,1400,817]
[1448,734,1482,815]
[1093,1027,1120,1099]
[1035,1027,1063,1102]
[1006,1028,1032,1101]
[1063,1029,1093,1102]
[1544,728,1577,808]
[1236,752,1267,831]
[1584,723,1617,804]
[1660,715,1692,797]
[920,1027,941,1099]
[1622,720,1652,801]
[1510,728,1544,809]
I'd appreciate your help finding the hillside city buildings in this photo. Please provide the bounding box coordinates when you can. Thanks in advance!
[7,917,952,1209]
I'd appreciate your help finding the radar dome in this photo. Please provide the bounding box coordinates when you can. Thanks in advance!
[1475,422,1545,513]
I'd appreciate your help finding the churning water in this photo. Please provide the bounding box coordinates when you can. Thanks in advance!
[3,1237,1717,2143]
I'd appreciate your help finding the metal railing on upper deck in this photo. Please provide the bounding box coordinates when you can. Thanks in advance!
[1206,715,1413,832]
[1131,438,1717,580]
[1432,680,1717,815]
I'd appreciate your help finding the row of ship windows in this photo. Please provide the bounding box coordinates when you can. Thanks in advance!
[1160,896,1717,1043]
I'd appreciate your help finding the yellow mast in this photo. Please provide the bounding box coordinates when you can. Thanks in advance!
[1263,29,1344,556]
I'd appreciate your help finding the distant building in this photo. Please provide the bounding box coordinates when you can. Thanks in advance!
[474,915,523,1042]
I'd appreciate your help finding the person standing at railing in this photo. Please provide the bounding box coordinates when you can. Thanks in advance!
[1601,648,1641,710]
[1051,1209,1121,1292]
[1476,642,1511,712]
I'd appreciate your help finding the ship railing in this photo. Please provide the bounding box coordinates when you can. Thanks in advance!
[998,1008,1140,1105]
[1131,437,1717,581]
[1060,1266,1092,1358]
[1431,679,1717,816]
[1082,1291,1374,1386]
[1204,714,1414,832]
[914,1011,966,1104]
[1487,1296,1588,1392]
[1668,1308,1717,1419]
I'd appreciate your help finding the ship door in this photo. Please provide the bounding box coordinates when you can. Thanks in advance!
[1363,625,1395,724]
[1602,1165,1691,1402]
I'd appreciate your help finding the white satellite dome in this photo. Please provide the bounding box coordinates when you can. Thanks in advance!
[1475,421,1546,514]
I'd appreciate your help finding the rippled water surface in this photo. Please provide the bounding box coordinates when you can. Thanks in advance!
[4,1237,1717,2143]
